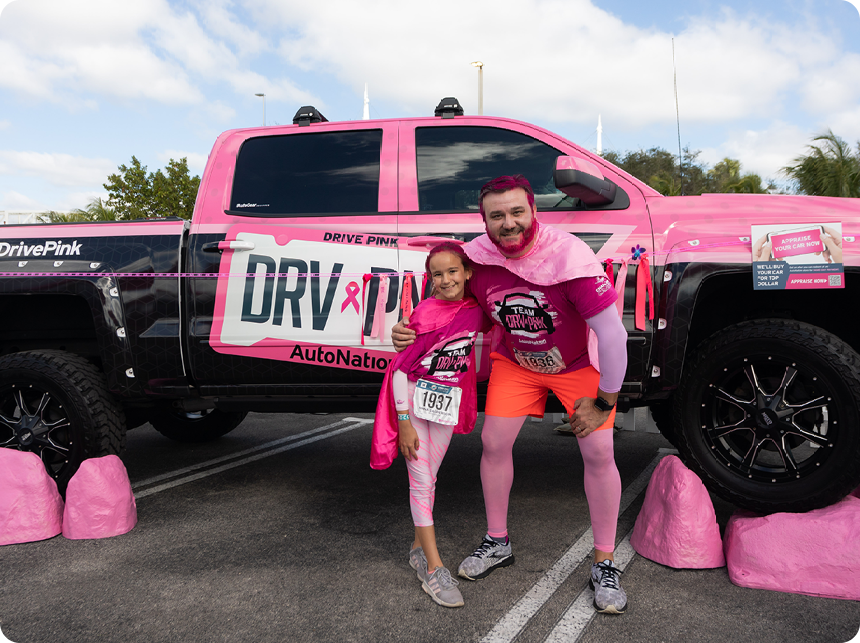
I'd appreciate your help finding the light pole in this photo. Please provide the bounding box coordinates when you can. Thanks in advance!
[255,93,266,126]
[471,61,483,115]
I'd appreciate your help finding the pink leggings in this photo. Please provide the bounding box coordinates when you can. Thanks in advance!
[405,412,455,528]
[481,415,621,552]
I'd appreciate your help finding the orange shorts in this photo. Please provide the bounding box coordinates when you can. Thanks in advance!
[484,353,616,430]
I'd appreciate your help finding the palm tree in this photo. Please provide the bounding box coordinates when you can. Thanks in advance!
[782,131,860,197]
[37,198,117,223]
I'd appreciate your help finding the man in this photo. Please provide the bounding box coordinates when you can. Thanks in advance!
[391,175,629,614]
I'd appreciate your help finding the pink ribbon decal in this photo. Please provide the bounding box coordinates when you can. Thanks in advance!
[604,259,615,288]
[401,273,413,320]
[635,254,653,331]
[613,259,629,320]
[360,274,372,345]
[341,281,360,314]
[371,275,389,339]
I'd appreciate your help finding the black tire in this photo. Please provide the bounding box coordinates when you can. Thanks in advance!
[123,406,152,431]
[674,319,860,514]
[150,408,248,443]
[649,401,676,446]
[0,350,126,492]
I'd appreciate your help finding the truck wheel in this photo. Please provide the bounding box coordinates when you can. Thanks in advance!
[674,319,860,514]
[150,408,248,443]
[0,350,126,492]
[649,401,676,446]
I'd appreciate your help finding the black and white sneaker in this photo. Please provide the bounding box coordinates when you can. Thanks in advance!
[589,560,627,614]
[457,535,515,580]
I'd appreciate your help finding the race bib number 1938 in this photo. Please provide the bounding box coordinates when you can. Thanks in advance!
[413,379,462,426]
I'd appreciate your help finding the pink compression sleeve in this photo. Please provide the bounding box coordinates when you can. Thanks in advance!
[480,415,527,538]
[392,369,409,410]
[586,306,628,394]
[481,415,620,551]
[579,428,621,552]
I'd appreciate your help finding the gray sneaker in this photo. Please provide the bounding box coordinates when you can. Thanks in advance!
[589,560,627,614]
[409,546,427,579]
[457,535,515,580]
[421,566,464,608]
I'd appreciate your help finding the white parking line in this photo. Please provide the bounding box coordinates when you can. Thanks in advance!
[133,418,373,499]
[480,448,674,643]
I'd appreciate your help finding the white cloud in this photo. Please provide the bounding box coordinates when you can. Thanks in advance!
[799,52,860,115]
[0,0,319,109]
[827,106,860,144]
[698,122,811,181]
[0,120,9,130]
[0,189,46,211]
[0,151,116,187]
[259,0,853,133]
[199,1,267,58]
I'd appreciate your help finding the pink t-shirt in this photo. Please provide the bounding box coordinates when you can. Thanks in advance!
[394,300,491,387]
[469,265,617,375]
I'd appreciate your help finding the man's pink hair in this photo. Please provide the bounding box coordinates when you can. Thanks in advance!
[478,174,535,220]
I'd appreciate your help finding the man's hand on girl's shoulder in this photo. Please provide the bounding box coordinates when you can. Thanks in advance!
[391,319,417,352]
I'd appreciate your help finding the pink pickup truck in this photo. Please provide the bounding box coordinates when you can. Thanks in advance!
[1,97,858,513]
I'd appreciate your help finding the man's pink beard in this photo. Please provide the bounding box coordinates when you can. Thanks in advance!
[488,220,539,256]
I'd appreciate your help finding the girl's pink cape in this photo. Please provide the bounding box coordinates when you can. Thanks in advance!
[370,297,481,470]
[464,223,611,374]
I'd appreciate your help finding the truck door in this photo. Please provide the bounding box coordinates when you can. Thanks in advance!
[394,119,654,392]
[187,121,403,393]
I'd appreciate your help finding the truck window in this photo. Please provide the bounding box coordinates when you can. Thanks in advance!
[415,126,578,212]
[230,129,383,216]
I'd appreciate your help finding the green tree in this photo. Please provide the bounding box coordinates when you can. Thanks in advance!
[781,131,860,197]
[104,156,200,220]
[604,146,708,195]
[708,157,770,193]
[603,148,769,195]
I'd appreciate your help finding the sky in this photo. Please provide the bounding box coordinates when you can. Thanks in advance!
[1,0,859,213]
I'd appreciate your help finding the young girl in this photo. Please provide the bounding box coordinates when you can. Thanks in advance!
[370,242,490,608]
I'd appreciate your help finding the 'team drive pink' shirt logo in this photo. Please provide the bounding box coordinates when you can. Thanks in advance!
[493,292,557,336]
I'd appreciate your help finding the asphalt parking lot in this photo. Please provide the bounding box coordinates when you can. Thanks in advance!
[1,412,859,643]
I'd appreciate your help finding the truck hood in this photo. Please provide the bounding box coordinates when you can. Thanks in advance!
[645,192,860,266]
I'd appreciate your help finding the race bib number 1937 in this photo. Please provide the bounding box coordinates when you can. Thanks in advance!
[413,379,462,426]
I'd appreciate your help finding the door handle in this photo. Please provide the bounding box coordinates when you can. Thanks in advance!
[202,240,256,253]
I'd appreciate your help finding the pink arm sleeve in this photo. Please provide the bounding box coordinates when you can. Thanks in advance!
[392,369,410,411]
[585,306,627,393]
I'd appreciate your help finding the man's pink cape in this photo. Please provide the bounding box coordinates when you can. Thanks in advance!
[370,297,482,470]
[465,224,608,368]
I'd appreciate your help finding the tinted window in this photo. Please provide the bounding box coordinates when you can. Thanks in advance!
[416,126,577,212]
[231,129,382,216]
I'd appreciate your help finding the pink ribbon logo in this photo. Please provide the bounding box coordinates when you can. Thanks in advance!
[342,281,360,313]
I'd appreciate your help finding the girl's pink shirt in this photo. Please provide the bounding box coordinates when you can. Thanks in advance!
[370,297,490,470]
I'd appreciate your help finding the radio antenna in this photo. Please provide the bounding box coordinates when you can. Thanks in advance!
[673,38,684,195]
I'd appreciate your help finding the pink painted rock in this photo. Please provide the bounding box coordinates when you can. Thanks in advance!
[630,455,725,568]
[0,449,64,546]
[62,455,137,540]
[724,495,860,600]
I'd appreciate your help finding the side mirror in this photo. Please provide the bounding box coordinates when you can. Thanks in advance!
[553,156,617,206]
